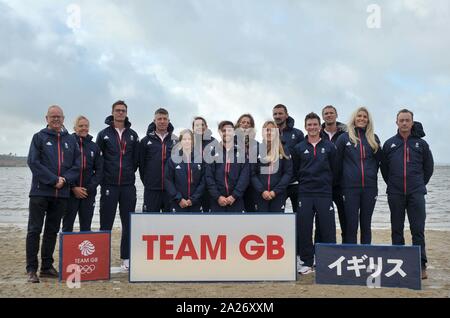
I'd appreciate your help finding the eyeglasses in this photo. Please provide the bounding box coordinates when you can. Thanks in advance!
[114,109,127,113]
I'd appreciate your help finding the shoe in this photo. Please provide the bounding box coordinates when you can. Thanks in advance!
[39,266,58,278]
[27,272,40,283]
[296,256,304,270]
[421,269,428,280]
[298,265,314,275]
[120,259,129,272]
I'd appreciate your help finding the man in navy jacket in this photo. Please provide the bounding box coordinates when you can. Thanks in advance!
[96,101,139,271]
[26,105,80,283]
[139,108,177,212]
[381,109,434,279]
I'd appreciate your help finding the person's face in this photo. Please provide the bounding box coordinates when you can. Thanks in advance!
[322,107,337,126]
[220,125,234,144]
[238,117,252,130]
[75,119,89,138]
[193,119,206,135]
[263,124,277,142]
[112,105,127,122]
[396,112,414,134]
[305,119,321,138]
[46,107,64,132]
[154,114,169,132]
[355,111,369,129]
[273,108,288,126]
[181,133,192,152]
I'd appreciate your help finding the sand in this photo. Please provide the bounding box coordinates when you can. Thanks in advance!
[0,225,449,298]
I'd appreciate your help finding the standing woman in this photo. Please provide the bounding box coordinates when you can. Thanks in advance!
[62,116,103,232]
[165,129,205,212]
[336,107,382,244]
[252,121,293,212]
[235,114,258,212]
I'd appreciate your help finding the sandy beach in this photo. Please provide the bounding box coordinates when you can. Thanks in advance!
[0,225,448,298]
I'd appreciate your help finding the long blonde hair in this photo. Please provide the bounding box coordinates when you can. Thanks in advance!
[262,120,290,162]
[347,107,379,153]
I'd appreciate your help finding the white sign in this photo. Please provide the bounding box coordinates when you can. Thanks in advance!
[130,214,296,282]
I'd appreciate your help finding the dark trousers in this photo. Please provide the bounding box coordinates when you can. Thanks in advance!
[388,193,427,267]
[243,186,256,212]
[210,197,245,213]
[286,184,299,212]
[143,189,171,213]
[297,196,336,267]
[314,188,346,243]
[26,196,67,273]
[201,191,211,213]
[99,185,136,260]
[170,202,202,213]
[343,187,378,245]
[62,190,97,232]
[254,192,287,213]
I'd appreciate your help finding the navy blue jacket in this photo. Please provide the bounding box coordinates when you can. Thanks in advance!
[280,116,305,184]
[292,137,337,196]
[381,122,434,195]
[139,122,177,191]
[205,145,250,200]
[164,153,206,206]
[335,129,382,190]
[72,134,103,193]
[96,116,139,186]
[320,122,347,144]
[28,127,80,199]
[251,143,293,196]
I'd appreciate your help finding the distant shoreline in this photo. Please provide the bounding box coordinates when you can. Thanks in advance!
[0,155,27,167]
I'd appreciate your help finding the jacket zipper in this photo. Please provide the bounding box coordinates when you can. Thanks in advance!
[56,133,61,198]
[115,131,126,185]
[79,137,84,187]
[403,138,408,194]
[267,163,273,192]
[224,152,230,196]
[161,142,166,191]
[358,130,365,188]
[187,162,191,199]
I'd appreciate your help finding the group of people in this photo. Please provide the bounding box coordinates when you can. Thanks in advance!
[25,101,434,283]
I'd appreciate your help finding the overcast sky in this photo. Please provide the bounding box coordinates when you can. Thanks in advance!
[1,0,449,163]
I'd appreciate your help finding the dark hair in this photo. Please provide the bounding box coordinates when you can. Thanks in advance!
[273,104,288,114]
[322,105,337,116]
[112,100,127,111]
[154,108,169,116]
[192,116,207,129]
[397,109,414,120]
[304,112,321,126]
[218,121,235,131]
[236,114,255,128]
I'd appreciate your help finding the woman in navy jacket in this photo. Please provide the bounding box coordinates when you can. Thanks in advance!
[336,107,382,244]
[165,129,206,212]
[62,116,103,232]
[252,121,293,212]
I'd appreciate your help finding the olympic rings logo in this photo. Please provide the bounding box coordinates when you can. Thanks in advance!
[79,265,96,274]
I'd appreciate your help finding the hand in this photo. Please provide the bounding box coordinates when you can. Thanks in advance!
[186,200,193,207]
[179,199,189,209]
[218,196,228,207]
[226,196,236,206]
[55,177,65,189]
[269,191,276,199]
[72,187,88,199]
[262,191,272,201]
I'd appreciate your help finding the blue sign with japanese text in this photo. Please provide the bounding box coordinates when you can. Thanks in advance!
[315,244,421,290]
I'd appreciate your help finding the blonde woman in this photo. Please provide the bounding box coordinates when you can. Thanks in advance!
[336,107,382,244]
[251,121,293,212]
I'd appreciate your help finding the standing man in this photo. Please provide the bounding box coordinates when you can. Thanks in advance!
[273,104,304,212]
[26,105,80,283]
[96,100,139,271]
[139,108,177,213]
[381,109,434,279]
[292,113,337,275]
[319,105,347,243]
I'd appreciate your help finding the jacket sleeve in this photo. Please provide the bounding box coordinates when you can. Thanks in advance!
[164,160,183,202]
[191,167,206,206]
[273,157,293,195]
[133,132,140,173]
[328,143,338,182]
[205,163,221,201]
[422,141,434,185]
[232,163,250,199]
[334,134,346,183]
[62,139,81,185]
[380,141,390,184]
[374,134,383,168]
[290,145,300,182]
[87,145,104,192]
[251,163,265,194]
[27,134,59,186]
[138,138,147,183]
